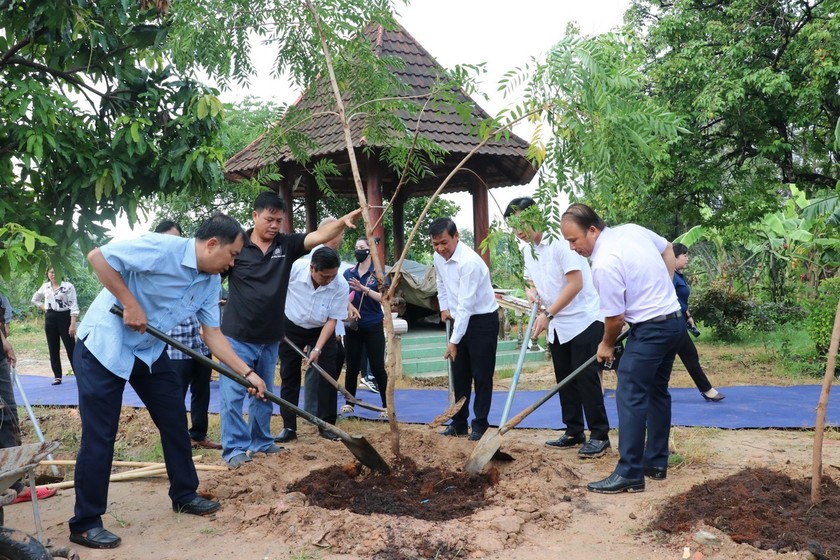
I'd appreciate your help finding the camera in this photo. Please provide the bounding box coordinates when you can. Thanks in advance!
[601,342,624,371]
[687,325,701,338]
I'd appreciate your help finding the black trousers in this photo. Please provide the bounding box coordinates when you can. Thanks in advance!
[45,310,75,379]
[70,339,198,534]
[450,311,499,434]
[344,322,388,407]
[548,320,610,440]
[170,356,212,441]
[676,326,713,393]
[278,320,338,431]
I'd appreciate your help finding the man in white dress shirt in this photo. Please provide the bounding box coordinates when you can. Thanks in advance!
[561,203,684,494]
[430,217,499,441]
[504,197,610,458]
[277,247,349,441]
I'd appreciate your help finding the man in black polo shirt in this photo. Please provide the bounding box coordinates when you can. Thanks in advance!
[218,191,360,468]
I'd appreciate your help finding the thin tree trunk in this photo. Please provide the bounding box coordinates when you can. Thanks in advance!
[811,298,840,503]
[305,0,402,457]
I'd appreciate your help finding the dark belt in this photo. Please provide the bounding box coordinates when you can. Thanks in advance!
[631,310,682,327]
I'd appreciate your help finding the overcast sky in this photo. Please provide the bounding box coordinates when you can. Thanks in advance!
[111,0,630,239]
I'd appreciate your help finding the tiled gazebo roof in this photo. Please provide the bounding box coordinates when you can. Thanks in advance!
[224,20,537,196]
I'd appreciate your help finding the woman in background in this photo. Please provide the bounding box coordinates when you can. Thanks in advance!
[672,243,725,402]
[31,267,79,385]
[341,236,388,417]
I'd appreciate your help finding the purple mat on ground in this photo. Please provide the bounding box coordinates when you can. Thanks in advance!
[12,374,838,429]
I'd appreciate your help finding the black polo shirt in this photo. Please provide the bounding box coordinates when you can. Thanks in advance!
[221,229,307,344]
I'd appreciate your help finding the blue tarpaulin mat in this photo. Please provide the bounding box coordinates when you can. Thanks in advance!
[12,374,838,430]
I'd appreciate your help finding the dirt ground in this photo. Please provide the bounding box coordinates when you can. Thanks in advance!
[5,344,839,559]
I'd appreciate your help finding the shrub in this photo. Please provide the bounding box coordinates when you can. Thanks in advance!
[691,279,752,340]
[805,276,840,354]
[746,301,806,332]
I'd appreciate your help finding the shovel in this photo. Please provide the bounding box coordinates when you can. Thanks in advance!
[282,336,386,413]
[464,328,630,474]
[109,306,390,473]
[429,319,467,428]
[487,301,540,462]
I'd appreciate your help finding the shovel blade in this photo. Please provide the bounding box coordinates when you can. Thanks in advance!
[342,434,391,474]
[463,428,503,474]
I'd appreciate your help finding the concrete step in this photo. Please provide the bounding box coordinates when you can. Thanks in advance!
[401,347,545,377]
[401,338,523,360]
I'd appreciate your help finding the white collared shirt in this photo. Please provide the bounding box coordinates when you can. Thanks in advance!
[590,225,680,324]
[523,235,601,344]
[284,258,349,329]
[433,241,498,345]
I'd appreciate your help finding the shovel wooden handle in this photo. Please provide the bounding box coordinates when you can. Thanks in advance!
[498,329,630,436]
[283,336,386,413]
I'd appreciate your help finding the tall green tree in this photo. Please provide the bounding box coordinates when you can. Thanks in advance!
[628,0,840,231]
[0,0,227,276]
[497,30,686,234]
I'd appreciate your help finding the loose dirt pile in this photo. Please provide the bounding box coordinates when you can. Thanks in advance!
[654,466,840,558]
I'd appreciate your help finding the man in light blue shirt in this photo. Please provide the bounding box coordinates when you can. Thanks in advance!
[69,214,266,551]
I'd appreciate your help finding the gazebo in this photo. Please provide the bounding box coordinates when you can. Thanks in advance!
[224,20,537,265]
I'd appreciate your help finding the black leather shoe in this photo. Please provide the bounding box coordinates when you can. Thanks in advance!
[702,391,726,402]
[587,472,645,494]
[439,425,468,437]
[468,430,485,441]
[69,527,122,549]
[545,434,585,448]
[578,438,611,458]
[274,428,297,443]
[173,496,221,516]
[319,428,342,441]
[644,466,667,480]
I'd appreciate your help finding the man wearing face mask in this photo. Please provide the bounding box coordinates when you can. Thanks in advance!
[341,236,389,416]
[277,248,349,440]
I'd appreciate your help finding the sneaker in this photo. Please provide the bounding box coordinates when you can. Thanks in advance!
[227,453,252,469]
[378,410,388,420]
[360,376,379,394]
[340,404,355,414]
[578,438,611,458]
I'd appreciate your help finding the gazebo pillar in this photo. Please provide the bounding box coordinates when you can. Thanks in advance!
[471,176,491,267]
[304,179,319,232]
[392,191,405,263]
[365,155,386,266]
[278,181,294,234]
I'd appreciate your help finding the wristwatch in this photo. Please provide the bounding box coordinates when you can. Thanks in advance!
[543,310,554,320]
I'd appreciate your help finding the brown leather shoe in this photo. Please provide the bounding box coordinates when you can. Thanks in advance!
[191,439,222,450]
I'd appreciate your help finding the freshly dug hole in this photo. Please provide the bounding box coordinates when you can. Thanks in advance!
[288,457,497,520]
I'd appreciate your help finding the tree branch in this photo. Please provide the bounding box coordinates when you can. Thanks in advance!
[9,56,108,98]
[0,36,33,68]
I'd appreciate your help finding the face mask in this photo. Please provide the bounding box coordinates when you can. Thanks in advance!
[354,249,370,263]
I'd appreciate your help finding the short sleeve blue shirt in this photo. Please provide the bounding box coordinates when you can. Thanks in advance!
[77,233,222,379]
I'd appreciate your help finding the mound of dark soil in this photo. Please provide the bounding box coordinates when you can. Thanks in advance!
[653,467,840,557]
[288,457,497,521]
